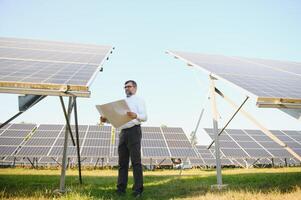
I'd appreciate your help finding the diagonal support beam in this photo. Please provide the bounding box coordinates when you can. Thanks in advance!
[216,89,301,162]
[208,90,249,149]
[59,96,76,146]
[0,95,46,129]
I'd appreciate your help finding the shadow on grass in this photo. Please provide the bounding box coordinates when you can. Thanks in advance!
[0,170,301,199]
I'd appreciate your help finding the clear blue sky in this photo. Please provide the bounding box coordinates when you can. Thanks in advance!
[0,0,300,144]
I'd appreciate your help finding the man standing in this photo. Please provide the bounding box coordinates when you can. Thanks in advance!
[100,80,147,197]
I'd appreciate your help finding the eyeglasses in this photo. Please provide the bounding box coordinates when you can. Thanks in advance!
[124,85,134,89]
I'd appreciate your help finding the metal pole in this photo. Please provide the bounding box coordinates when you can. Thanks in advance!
[59,97,73,192]
[208,95,249,149]
[94,158,100,169]
[73,97,82,184]
[59,96,76,146]
[209,75,223,186]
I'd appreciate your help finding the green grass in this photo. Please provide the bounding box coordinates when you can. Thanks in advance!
[0,167,301,199]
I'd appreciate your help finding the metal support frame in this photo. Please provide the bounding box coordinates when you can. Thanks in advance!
[250,158,260,168]
[208,91,249,149]
[0,95,46,130]
[150,158,153,171]
[73,97,82,184]
[94,158,100,169]
[215,89,301,162]
[57,96,83,192]
[157,158,166,167]
[59,97,76,146]
[51,157,62,167]
[209,75,223,187]
[26,157,35,168]
[101,158,104,169]
[59,97,74,192]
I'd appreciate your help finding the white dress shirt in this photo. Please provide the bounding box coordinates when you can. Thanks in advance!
[119,94,147,130]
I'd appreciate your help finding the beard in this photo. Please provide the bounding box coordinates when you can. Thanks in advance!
[126,90,133,97]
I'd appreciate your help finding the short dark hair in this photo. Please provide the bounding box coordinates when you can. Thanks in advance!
[125,80,137,87]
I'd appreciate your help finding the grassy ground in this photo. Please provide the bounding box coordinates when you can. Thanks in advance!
[0,167,301,199]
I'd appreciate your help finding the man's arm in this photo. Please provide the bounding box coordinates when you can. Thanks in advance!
[136,99,147,122]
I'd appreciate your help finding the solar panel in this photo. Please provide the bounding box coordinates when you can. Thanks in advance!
[54,138,84,146]
[86,131,111,139]
[0,130,31,137]
[162,127,198,158]
[204,128,298,159]
[49,146,78,157]
[167,51,301,107]
[169,148,197,157]
[39,157,59,164]
[0,138,24,146]
[88,125,111,132]
[141,127,162,132]
[14,124,63,157]
[24,138,56,146]
[0,37,113,97]
[142,148,170,157]
[8,123,36,130]
[0,146,18,156]
[112,126,170,159]
[166,140,192,148]
[83,139,110,147]
[190,158,205,166]
[141,140,167,148]
[0,125,213,166]
[32,130,61,138]
[0,123,37,157]
[37,124,64,131]
[142,132,164,140]
[16,146,50,157]
[0,123,12,131]
[81,147,110,157]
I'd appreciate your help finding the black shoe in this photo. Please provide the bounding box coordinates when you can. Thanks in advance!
[132,191,142,198]
[116,190,126,196]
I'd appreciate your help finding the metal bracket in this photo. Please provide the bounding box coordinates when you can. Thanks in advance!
[18,94,46,112]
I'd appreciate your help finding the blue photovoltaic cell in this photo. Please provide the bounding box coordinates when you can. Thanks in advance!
[0,37,113,95]
[168,51,301,100]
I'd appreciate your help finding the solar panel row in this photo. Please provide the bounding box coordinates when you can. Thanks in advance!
[1,124,300,167]
[204,128,300,159]
[167,51,301,107]
[0,37,114,97]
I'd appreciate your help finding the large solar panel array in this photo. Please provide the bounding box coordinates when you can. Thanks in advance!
[1,123,300,167]
[1,124,200,166]
[113,126,198,159]
[167,51,301,106]
[204,128,298,161]
[0,37,113,97]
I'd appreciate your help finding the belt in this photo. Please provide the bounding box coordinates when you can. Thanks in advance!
[121,124,141,131]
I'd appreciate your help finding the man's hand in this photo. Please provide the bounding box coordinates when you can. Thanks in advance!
[127,112,137,119]
[100,116,107,123]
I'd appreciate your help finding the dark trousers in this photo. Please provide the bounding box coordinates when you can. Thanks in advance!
[117,125,143,193]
